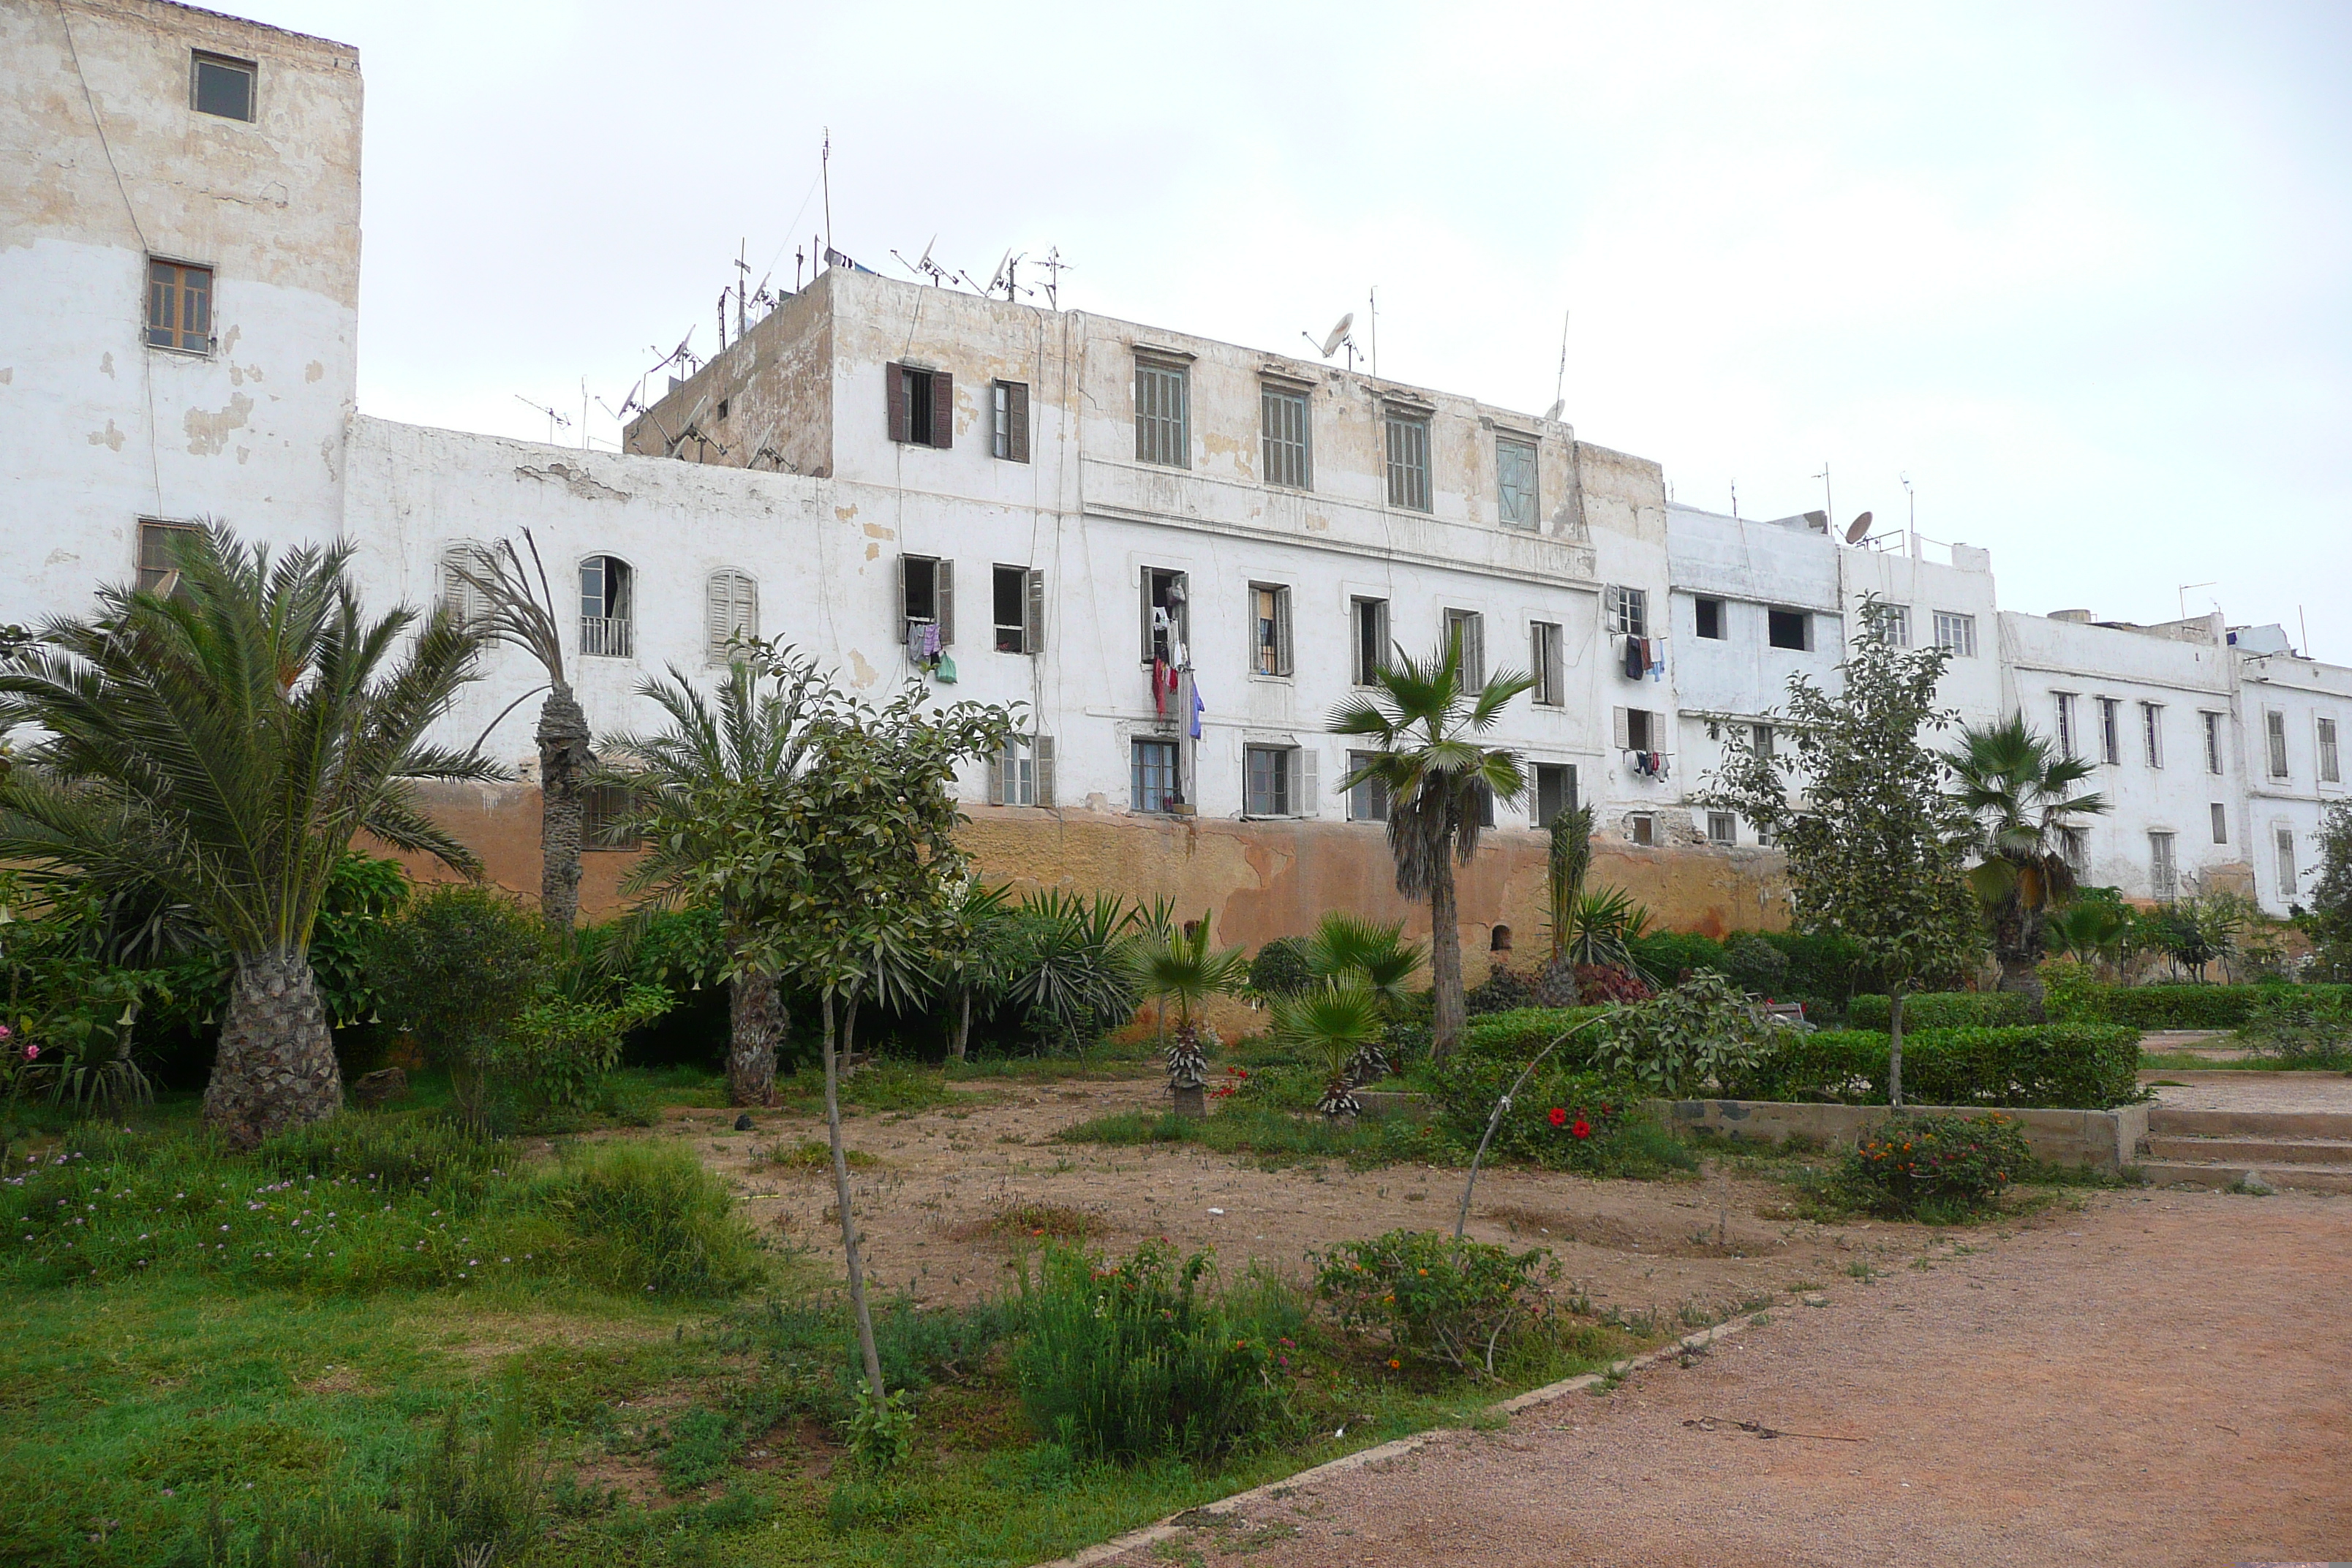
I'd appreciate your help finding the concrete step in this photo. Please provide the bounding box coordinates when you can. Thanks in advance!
[2136,1160,2352,1195]
[2147,1107,2352,1140]
[2142,1134,2352,1166]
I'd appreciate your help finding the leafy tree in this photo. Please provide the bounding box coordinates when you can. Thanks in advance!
[1331,632,1531,1060]
[367,884,549,1123]
[1701,595,1980,1106]
[0,528,491,1145]
[2308,801,2352,981]
[935,877,1019,1060]
[1943,715,2107,1013]
[1129,912,1248,1115]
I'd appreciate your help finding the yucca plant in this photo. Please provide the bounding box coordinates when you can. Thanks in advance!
[1303,912,1425,1084]
[1129,911,1248,1115]
[1273,975,1387,1116]
[1006,889,1141,1056]
[0,527,491,1145]
[1561,886,1651,973]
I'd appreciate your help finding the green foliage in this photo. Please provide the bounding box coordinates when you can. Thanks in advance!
[1719,932,1790,994]
[2238,989,2352,1067]
[1004,889,1143,1051]
[1313,1229,1557,1378]
[1726,1024,2144,1108]
[532,1140,767,1297]
[1462,966,1537,1017]
[1452,1006,1611,1069]
[1944,715,2108,987]
[495,982,671,1109]
[2046,978,2351,1029]
[1011,1239,1297,1464]
[1559,886,1651,972]
[1129,911,1248,1031]
[1840,1112,2032,1217]
[845,1385,918,1474]
[1591,970,1771,1098]
[257,1109,504,1199]
[1057,1104,1457,1170]
[1425,1058,1650,1172]
[1270,976,1386,1111]
[1246,936,1314,1000]
[1545,802,1595,961]
[2133,893,2255,981]
[1846,992,2035,1031]
[366,886,547,1096]
[304,853,413,1028]
[2309,800,2352,980]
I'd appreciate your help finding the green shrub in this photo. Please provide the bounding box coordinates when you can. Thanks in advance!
[2045,979,2352,1030]
[1246,937,1313,1000]
[1627,931,1727,984]
[366,886,547,1113]
[1451,1006,1609,1068]
[258,1110,504,1200]
[1720,932,1791,995]
[1423,1057,1689,1175]
[1463,966,1537,1017]
[532,1142,766,1298]
[496,984,671,1110]
[2239,990,2352,1066]
[1725,1025,2143,1109]
[1846,992,2035,1031]
[1840,1112,2032,1217]
[1591,972,1771,1097]
[1011,1239,1297,1464]
[1314,1229,1556,1378]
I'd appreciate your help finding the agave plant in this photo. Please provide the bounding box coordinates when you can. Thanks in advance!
[1273,976,1387,1117]
[1303,912,1425,1084]
[1128,911,1248,1115]
[1561,886,1651,973]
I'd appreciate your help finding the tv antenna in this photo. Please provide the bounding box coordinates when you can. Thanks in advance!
[1303,312,1359,372]
[1037,246,1070,309]
[892,235,950,287]
[1730,479,1738,519]
[514,394,570,445]
[1367,285,1379,379]
[1900,472,1916,553]
[1812,461,1832,536]
[2177,581,2216,620]
[1545,310,1569,422]
[1842,510,1875,545]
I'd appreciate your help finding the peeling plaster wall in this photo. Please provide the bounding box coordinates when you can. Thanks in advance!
[0,0,361,629]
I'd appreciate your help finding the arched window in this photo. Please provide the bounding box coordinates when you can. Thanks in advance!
[706,568,758,664]
[438,541,494,625]
[579,554,634,658]
[1489,924,1513,954]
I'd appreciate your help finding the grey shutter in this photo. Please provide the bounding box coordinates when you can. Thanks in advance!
[1276,589,1294,676]
[1009,382,1030,463]
[705,572,729,663]
[1613,706,1630,750]
[1025,568,1044,656]
[935,559,954,646]
[1035,734,1055,807]
[1142,572,1156,662]
[930,370,954,449]
[1296,747,1318,818]
[887,364,909,444]
[986,746,1003,805]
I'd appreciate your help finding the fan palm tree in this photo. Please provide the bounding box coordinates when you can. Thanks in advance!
[1332,633,1532,1060]
[2046,897,2129,975]
[1128,911,1248,1115]
[1303,912,1425,1083]
[600,655,829,1106]
[0,527,493,1145]
[1273,975,1387,1117]
[453,533,592,931]
[1943,714,2108,1010]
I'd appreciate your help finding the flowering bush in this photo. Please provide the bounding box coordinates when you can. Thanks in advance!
[1313,1229,1558,1379]
[1426,1058,1628,1172]
[1841,1111,2032,1216]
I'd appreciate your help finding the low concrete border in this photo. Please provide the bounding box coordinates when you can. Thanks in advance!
[1025,1316,1753,1568]
[1654,1098,2151,1175]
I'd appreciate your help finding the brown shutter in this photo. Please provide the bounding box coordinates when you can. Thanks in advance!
[1009,382,1030,462]
[935,559,954,647]
[886,365,908,444]
[930,370,954,449]
[1025,568,1044,656]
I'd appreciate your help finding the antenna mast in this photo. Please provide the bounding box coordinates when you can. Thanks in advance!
[821,128,832,263]
[1812,461,1831,535]
[1367,286,1379,380]
[1553,310,1569,412]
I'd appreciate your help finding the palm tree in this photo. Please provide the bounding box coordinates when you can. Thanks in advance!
[2047,897,2128,976]
[936,876,1017,1060]
[600,655,827,1107]
[1273,976,1386,1117]
[0,527,492,1146]
[1128,911,1248,1116]
[1303,912,1425,1083]
[1944,715,2108,1011]
[453,534,592,931]
[1331,633,1532,1060]
[1545,802,1596,965]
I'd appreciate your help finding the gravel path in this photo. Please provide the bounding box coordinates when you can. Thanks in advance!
[1103,1186,2352,1568]
[2149,1072,2352,1113]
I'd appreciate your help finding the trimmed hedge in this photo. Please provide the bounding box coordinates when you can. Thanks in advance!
[1846,992,2035,1032]
[2046,979,2352,1030]
[1724,1025,2144,1110]
[1454,1007,1610,1068]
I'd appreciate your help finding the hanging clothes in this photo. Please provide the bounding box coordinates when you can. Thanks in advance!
[1624,635,1645,679]
[1151,656,1169,716]
[1648,638,1665,681]
[1188,681,1205,741]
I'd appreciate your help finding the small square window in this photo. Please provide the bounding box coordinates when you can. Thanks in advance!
[147,260,212,353]
[137,519,201,593]
[1245,746,1294,818]
[1629,814,1656,848]
[1768,608,1809,651]
[1605,585,1648,638]
[1694,597,1724,640]
[191,52,255,121]
[1706,811,1736,846]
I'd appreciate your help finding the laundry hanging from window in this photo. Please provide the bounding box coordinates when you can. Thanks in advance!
[1622,634,1665,681]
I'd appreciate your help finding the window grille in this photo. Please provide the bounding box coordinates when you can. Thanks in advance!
[1250,584,1293,676]
[137,519,201,593]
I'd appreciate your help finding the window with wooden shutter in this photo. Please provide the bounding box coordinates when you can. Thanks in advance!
[1496,435,1538,528]
[1251,584,1292,677]
[930,369,954,450]
[439,543,493,625]
[1025,568,1045,656]
[994,565,1032,654]
[1531,621,1563,706]
[1034,734,1055,807]
[1444,608,1485,692]
[887,364,911,444]
[1293,747,1319,818]
[706,568,758,663]
[1261,384,1311,489]
[1385,410,1432,511]
[902,555,953,645]
[993,380,1030,462]
[889,364,950,447]
[1135,358,1190,468]
[1352,598,1389,686]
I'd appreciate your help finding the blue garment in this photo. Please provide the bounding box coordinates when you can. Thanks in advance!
[1189,682,1205,740]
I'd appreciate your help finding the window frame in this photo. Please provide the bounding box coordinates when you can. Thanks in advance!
[1260,382,1311,490]
[1248,583,1294,679]
[1495,434,1539,529]
[1766,607,1811,652]
[146,258,213,353]
[2055,693,2078,759]
[901,554,954,646]
[1244,745,1295,819]
[1532,762,1578,829]
[989,734,1055,807]
[1529,620,1564,706]
[2149,830,2178,901]
[1877,603,1913,648]
[581,781,641,852]
[704,567,758,663]
[1629,813,1656,848]
[1933,610,1978,658]
[2211,802,2229,845]
[2097,697,2122,766]
[1384,407,1433,513]
[2265,710,2289,778]
[2276,827,2297,897]
[993,563,1043,655]
[1693,596,1725,641]
[2141,701,2164,768]
[2319,716,2341,785]
[991,380,1030,463]
[137,518,202,594]
[1134,356,1191,468]
[578,554,636,660]
[886,362,953,449]
[1352,597,1390,687]
[1706,811,1737,847]
[1131,738,1182,815]
[1443,608,1486,693]
[1142,567,1188,665]
[2202,710,2225,774]
[189,50,256,122]
[1346,750,1391,824]
[1605,584,1648,638]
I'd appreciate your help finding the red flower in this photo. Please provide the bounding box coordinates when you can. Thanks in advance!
[1572,1118,1592,1139]
[1548,1107,1567,1128]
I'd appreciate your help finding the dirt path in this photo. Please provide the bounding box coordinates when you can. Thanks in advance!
[1094,1186,2352,1568]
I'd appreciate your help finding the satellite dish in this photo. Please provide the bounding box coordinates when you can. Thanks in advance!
[1319,313,1354,358]
[1543,399,1564,423]
[1843,510,1874,545]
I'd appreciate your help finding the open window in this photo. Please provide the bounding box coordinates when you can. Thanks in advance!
[1245,745,1317,819]
[987,734,1055,807]
[1533,763,1577,829]
[1142,567,1188,664]
[1767,608,1810,651]
[887,363,953,448]
[1694,596,1725,641]
[1444,608,1485,692]
[1352,598,1390,686]
[1250,584,1294,677]
[578,554,634,658]
[1530,621,1564,706]
[902,554,954,647]
[992,380,1029,462]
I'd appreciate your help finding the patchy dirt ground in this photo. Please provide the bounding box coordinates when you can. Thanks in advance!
[1089,1184,2352,1568]
[652,1076,1983,1324]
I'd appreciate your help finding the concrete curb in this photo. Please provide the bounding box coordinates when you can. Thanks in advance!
[1025,1316,1757,1568]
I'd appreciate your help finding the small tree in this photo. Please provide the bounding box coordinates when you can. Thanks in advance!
[1273,976,1386,1117]
[2308,801,2352,981]
[1129,912,1248,1115]
[1302,912,1425,1084]
[1545,802,1594,965]
[366,884,547,1125]
[1944,715,2107,1013]
[1702,596,1980,1107]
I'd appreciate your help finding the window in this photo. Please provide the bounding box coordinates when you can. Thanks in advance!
[137,519,200,593]
[190,51,255,121]
[1384,409,1432,511]
[2059,826,2088,875]
[902,554,954,644]
[1529,621,1564,706]
[1135,357,1189,467]
[2203,710,2225,774]
[1533,763,1578,828]
[1132,739,1181,813]
[715,398,729,421]
[1694,597,1724,641]
[578,555,633,658]
[1348,750,1390,823]
[991,380,1029,462]
[1496,436,1538,529]
[581,783,640,851]
[1246,746,1314,818]
[2321,717,2341,784]
[437,542,495,624]
[147,260,211,352]
[1706,811,1737,847]
[988,734,1055,807]
[705,568,758,663]
[1490,926,1513,954]
[2055,693,2078,759]
[1352,598,1390,686]
[886,363,952,448]
[1605,584,1648,638]
[2277,828,2297,897]
[2149,832,2178,900]
[2211,803,2228,845]
[2141,702,2163,768]
[1767,608,1810,651]
[1250,584,1293,676]
[1141,568,1188,664]
[1933,611,1978,658]
[1616,707,1658,753]
[2097,698,2122,766]
[1629,814,1656,848]
[2266,710,2289,778]
[994,565,1043,655]
[1261,384,1311,489]
[1752,723,1774,758]
[1444,608,1485,691]
[1876,603,1913,648]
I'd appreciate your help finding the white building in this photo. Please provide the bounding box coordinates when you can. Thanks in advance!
[2231,625,2351,914]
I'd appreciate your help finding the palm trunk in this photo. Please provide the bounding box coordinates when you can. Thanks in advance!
[949,988,971,1061]
[823,988,886,1403]
[1888,990,1905,1111]
[537,684,591,932]
[1429,862,1466,1060]
[203,950,343,1148]
[727,964,785,1107]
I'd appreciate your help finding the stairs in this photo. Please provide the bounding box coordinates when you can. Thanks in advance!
[2136,1107,2352,1194]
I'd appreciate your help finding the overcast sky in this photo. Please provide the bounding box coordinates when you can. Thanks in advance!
[244,0,2352,657]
